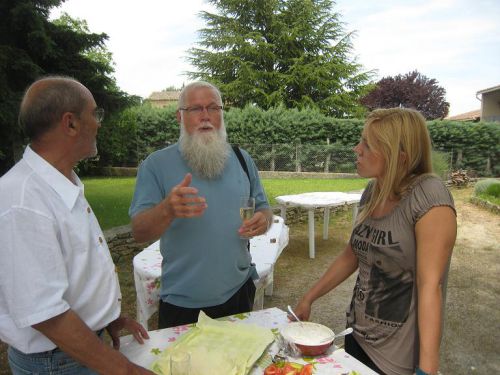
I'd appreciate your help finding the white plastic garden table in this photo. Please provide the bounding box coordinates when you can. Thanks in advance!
[275,192,362,259]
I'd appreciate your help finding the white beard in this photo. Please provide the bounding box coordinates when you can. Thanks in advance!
[179,120,230,179]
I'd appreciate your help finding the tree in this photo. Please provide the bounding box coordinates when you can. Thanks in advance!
[187,0,373,118]
[52,13,117,83]
[360,70,450,120]
[0,1,135,175]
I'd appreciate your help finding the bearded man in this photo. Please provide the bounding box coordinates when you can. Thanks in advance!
[129,81,272,328]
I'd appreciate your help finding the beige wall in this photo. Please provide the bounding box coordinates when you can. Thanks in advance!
[148,99,177,108]
[481,90,500,122]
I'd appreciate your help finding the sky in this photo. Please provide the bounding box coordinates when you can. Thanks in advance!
[50,0,500,116]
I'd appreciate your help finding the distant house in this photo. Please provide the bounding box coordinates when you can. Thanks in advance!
[146,91,180,108]
[477,84,500,122]
[446,109,481,122]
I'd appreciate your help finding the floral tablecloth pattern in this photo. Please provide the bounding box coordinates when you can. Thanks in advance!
[120,308,377,375]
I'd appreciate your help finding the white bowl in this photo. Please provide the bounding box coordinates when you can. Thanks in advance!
[281,322,335,356]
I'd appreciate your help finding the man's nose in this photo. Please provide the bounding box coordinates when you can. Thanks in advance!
[200,107,210,119]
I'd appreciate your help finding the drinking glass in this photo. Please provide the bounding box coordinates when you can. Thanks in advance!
[239,196,255,238]
[170,352,190,375]
[239,196,255,222]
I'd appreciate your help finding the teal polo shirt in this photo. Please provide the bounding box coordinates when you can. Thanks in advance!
[129,143,269,308]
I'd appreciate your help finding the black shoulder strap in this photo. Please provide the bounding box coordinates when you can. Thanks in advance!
[233,145,252,251]
[232,145,250,183]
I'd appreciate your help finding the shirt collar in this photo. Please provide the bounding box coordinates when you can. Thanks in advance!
[23,146,83,210]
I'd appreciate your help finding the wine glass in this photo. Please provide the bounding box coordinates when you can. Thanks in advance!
[170,352,190,375]
[239,196,255,238]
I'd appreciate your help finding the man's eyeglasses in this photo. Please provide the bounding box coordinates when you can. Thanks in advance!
[94,107,105,123]
[179,105,223,115]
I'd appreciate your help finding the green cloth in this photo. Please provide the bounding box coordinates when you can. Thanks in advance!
[151,312,275,375]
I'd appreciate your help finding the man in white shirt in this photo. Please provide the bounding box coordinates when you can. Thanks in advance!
[0,76,154,374]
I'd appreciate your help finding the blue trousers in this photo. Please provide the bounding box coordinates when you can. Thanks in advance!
[7,331,104,375]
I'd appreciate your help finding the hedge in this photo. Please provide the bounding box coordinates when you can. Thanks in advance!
[89,104,499,176]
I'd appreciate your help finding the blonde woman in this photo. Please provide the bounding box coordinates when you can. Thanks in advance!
[294,108,457,375]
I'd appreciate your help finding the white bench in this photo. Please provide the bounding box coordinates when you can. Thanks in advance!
[132,215,289,329]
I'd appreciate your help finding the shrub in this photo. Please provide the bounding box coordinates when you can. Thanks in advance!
[474,179,500,195]
[94,104,498,177]
[485,182,500,198]
[432,150,451,180]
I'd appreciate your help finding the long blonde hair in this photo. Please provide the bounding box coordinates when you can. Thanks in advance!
[356,108,433,223]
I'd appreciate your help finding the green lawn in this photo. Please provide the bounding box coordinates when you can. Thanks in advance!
[83,177,369,230]
[83,177,136,230]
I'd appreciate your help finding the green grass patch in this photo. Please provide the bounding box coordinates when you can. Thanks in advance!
[477,193,500,206]
[83,177,136,230]
[83,177,369,230]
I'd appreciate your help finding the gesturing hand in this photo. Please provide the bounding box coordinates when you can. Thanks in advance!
[165,173,207,218]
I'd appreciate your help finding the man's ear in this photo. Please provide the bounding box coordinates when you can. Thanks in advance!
[62,112,78,135]
[176,109,182,123]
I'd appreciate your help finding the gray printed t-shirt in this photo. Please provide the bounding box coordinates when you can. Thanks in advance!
[347,175,455,375]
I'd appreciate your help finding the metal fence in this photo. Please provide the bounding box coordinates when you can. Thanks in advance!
[236,144,358,173]
[235,144,488,178]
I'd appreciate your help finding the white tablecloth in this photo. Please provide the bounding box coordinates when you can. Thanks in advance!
[120,307,378,375]
[133,216,289,329]
[276,192,362,259]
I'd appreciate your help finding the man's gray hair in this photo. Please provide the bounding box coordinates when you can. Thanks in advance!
[19,75,87,141]
[178,81,223,109]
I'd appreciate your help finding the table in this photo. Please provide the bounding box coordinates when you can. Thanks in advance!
[120,307,378,374]
[133,216,289,329]
[275,192,362,259]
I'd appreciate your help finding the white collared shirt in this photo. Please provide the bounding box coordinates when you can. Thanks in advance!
[0,146,121,353]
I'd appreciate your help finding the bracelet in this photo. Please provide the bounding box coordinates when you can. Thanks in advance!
[415,367,431,375]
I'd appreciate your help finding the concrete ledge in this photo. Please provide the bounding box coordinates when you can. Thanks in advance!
[103,224,153,262]
[86,168,360,179]
[470,196,500,215]
[259,171,360,179]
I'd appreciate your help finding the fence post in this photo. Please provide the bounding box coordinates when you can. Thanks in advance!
[456,149,463,169]
[270,144,275,172]
[295,144,301,172]
[324,138,331,173]
[485,157,491,175]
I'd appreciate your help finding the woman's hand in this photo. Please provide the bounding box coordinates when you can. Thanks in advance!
[293,299,313,321]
